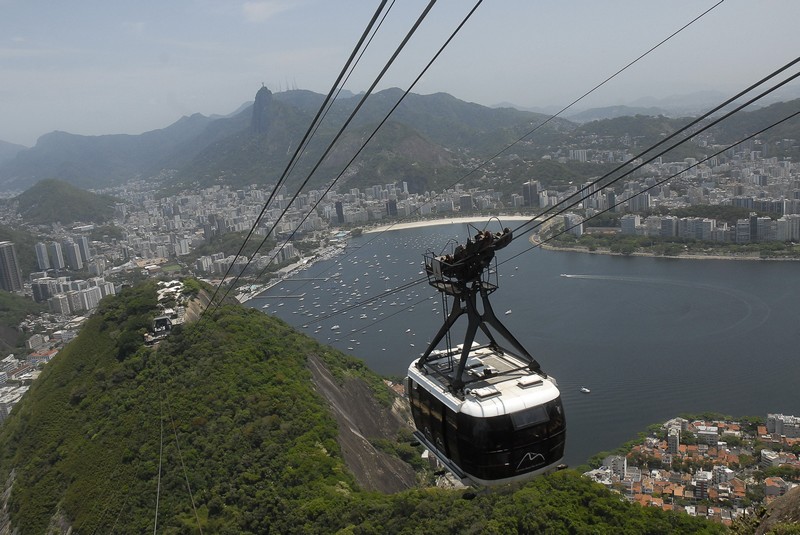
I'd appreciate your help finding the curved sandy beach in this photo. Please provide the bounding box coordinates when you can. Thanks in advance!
[363,215,536,234]
[363,216,798,261]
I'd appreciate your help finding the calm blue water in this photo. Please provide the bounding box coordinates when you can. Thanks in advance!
[248,223,800,466]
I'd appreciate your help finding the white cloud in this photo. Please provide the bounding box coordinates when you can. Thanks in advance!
[241,1,293,23]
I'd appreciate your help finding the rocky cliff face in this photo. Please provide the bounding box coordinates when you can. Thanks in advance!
[307,354,417,493]
[754,486,800,535]
[251,86,274,134]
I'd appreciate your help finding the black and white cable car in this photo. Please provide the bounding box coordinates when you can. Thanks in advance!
[406,227,566,486]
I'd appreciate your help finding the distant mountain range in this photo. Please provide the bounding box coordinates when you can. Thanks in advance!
[0,140,26,167]
[1,87,798,194]
[496,85,800,121]
[0,87,571,194]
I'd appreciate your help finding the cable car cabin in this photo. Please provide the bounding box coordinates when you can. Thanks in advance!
[406,345,566,486]
[409,227,565,485]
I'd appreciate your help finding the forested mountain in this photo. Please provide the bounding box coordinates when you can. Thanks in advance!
[705,98,800,147]
[0,281,727,534]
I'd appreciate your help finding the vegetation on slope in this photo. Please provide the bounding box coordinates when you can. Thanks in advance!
[0,290,46,353]
[0,223,39,276]
[14,179,117,225]
[0,280,726,534]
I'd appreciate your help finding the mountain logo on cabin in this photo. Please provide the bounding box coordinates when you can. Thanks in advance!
[517,452,546,471]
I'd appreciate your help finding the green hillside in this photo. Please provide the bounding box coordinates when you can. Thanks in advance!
[0,223,39,275]
[14,179,117,225]
[0,290,46,354]
[0,281,726,534]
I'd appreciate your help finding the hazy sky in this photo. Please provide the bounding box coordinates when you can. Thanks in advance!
[2,0,799,147]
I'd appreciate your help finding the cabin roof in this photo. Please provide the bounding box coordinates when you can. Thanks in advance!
[408,345,560,417]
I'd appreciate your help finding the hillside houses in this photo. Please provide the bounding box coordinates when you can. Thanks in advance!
[584,414,800,526]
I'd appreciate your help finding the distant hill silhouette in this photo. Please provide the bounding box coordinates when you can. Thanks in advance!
[0,88,569,193]
[13,179,117,225]
[566,105,668,123]
[0,140,27,167]
[1,88,798,194]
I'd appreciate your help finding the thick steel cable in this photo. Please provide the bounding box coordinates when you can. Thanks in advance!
[508,58,800,241]
[247,1,484,287]
[259,0,726,301]
[279,70,800,329]
[206,0,439,314]
[500,106,800,266]
[203,0,390,311]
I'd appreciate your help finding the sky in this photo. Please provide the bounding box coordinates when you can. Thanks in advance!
[2,0,800,147]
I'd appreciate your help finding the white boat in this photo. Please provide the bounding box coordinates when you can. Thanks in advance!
[580,386,591,393]
[505,310,512,315]
[331,325,340,330]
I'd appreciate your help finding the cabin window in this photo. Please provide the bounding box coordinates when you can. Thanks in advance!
[510,405,548,430]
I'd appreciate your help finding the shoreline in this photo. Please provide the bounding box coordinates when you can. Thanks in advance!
[534,237,800,262]
[363,216,799,261]
[363,215,535,234]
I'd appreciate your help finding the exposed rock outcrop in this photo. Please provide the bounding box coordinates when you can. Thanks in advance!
[754,485,800,535]
[307,354,417,493]
[251,86,273,134]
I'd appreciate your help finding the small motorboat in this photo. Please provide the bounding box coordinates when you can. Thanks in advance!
[580,386,591,394]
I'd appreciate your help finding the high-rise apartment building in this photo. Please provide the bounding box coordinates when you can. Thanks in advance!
[34,242,50,270]
[77,236,91,263]
[49,242,65,270]
[522,180,539,207]
[62,240,83,271]
[0,242,23,292]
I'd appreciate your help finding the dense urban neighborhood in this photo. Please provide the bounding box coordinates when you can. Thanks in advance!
[585,414,800,526]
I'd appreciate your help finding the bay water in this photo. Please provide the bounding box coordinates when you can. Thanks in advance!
[248,223,800,466]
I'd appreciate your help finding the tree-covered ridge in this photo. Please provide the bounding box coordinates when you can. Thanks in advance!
[0,280,727,533]
[13,178,118,225]
[0,222,39,275]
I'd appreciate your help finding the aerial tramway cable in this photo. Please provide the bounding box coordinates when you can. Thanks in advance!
[247,1,485,288]
[153,350,165,535]
[500,105,800,268]
[207,0,442,313]
[293,60,800,328]
[211,1,734,323]
[203,0,392,314]
[273,0,726,301]
[507,57,800,243]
